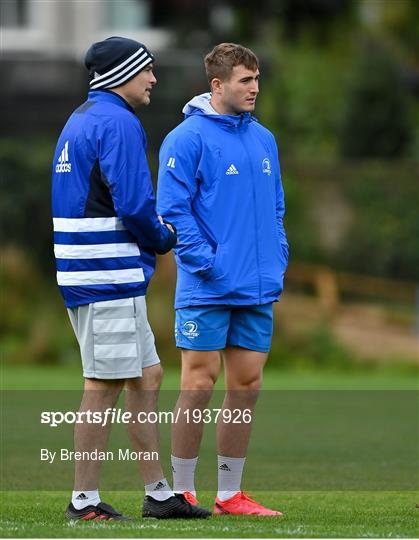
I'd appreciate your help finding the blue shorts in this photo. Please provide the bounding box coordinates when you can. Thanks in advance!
[175,304,274,353]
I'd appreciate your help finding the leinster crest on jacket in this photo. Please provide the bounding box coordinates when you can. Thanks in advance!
[262,158,271,176]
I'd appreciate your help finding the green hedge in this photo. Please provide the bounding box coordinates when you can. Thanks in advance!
[282,159,418,281]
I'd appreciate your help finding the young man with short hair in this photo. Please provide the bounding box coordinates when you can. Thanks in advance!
[52,36,210,521]
[157,43,288,515]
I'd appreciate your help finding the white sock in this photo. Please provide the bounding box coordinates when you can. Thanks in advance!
[72,489,100,510]
[171,455,198,497]
[144,478,173,501]
[217,455,246,501]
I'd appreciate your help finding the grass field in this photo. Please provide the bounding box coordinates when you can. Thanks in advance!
[1,491,417,538]
[1,364,418,537]
[2,363,418,390]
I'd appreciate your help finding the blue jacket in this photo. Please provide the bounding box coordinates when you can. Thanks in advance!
[52,90,176,308]
[157,93,288,309]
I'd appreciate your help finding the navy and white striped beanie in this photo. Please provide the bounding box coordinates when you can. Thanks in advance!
[85,36,154,90]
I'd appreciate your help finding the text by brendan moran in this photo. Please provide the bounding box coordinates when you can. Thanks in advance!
[40,448,159,464]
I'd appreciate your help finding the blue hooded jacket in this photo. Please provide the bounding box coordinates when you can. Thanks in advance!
[52,90,176,307]
[157,93,288,309]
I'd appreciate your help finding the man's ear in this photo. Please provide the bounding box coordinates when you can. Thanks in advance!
[211,78,222,94]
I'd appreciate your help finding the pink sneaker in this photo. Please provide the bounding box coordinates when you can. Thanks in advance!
[213,491,283,516]
[182,491,199,506]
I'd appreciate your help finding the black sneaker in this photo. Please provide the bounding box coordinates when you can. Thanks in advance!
[142,493,211,519]
[65,501,131,521]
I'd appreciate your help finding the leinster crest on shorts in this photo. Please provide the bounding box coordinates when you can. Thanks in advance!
[181,321,199,339]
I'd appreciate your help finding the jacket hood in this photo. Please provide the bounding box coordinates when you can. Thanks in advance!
[182,92,256,130]
[182,92,218,116]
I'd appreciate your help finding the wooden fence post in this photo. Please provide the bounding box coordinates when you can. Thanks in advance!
[314,268,339,315]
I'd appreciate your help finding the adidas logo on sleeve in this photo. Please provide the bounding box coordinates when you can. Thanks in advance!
[55,141,72,173]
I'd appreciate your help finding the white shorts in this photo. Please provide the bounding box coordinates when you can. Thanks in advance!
[67,296,160,379]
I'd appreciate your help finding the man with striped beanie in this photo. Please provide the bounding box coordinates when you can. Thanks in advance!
[52,36,210,521]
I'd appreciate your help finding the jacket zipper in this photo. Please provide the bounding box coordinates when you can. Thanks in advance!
[239,130,262,303]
